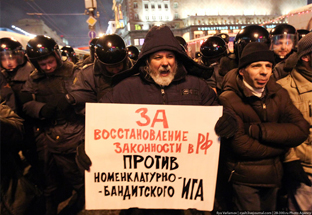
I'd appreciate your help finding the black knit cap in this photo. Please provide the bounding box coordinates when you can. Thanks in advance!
[238,42,275,69]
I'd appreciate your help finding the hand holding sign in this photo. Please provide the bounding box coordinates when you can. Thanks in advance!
[76,142,92,172]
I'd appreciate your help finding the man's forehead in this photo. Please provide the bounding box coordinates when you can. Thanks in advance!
[38,55,55,63]
[249,61,273,65]
[151,50,175,56]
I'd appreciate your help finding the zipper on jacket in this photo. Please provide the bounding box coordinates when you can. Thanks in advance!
[228,170,235,182]
[309,101,312,117]
[263,103,267,121]
[161,88,166,104]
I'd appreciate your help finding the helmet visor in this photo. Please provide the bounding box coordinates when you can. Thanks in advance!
[0,50,25,70]
[271,34,296,58]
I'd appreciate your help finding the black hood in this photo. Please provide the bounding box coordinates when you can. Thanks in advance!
[113,25,213,84]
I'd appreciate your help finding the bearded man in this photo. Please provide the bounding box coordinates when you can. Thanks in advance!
[76,25,239,215]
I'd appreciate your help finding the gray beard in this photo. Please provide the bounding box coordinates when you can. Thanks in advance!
[148,65,177,87]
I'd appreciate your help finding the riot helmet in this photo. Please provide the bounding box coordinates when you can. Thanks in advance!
[270,24,296,59]
[89,37,99,62]
[95,34,127,65]
[214,33,230,44]
[26,35,62,73]
[234,25,270,60]
[297,29,310,41]
[175,36,188,52]
[127,45,139,61]
[60,46,77,63]
[0,37,26,71]
[200,36,227,66]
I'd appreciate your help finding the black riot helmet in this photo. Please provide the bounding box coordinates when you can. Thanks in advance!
[270,24,297,58]
[127,45,139,61]
[89,37,99,61]
[26,35,62,73]
[214,33,230,44]
[60,46,77,63]
[175,36,188,52]
[95,34,127,65]
[0,37,26,71]
[297,29,310,41]
[234,25,270,60]
[200,36,227,66]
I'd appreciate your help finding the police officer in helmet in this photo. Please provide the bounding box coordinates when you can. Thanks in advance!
[67,34,134,113]
[215,33,230,44]
[199,36,228,95]
[127,45,140,62]
[270,24,298,80]
[22,35,85,215]
[175,36,188,53]
[81,37,99,66]
[0,37,34,111]
[60,45,78,64]
[68,33,135,215]
[270,24,297,63]
[219,25,270,77]
[0,38,26,72]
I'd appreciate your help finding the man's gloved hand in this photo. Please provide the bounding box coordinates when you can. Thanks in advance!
[40,104,56,119]
[215,110,238,139]
[244,123,261,140]
[76,143,92,172]
[17,92,33,104]
[283,160,311,190]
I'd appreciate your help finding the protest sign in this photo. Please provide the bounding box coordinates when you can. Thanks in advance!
[85,103,222,211]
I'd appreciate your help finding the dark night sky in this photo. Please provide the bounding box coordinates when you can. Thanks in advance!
[0,0,114,47]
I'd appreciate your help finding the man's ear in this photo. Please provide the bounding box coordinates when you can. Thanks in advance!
[238,68,244,76]
[301,55,310,62]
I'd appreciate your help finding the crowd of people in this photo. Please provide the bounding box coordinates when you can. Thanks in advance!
[0,22,311,215]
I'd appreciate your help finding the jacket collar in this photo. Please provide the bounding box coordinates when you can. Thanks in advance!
[290,69,312,94]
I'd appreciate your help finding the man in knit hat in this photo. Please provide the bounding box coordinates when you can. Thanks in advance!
[277,32,312,212]
[218,42,309,211]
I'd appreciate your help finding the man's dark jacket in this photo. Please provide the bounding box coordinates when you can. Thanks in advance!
[218,69,309,187]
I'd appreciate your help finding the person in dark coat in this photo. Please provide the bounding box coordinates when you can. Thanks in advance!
[218,42,310,211]
[21,35,85,215]
[218,25,271,78]
[66,34,134,115]
[0,37,34,107]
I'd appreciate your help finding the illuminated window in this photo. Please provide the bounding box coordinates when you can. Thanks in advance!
[134,2,138,8]
[146,16,149,20]
[174,13,179,19]
[135,24,141,30]
[134,14,139,20]
[152,16,156,20]
[134,39,139,46]
[173,2,178,8]
[159,16,162,20]
[139,38,144,45]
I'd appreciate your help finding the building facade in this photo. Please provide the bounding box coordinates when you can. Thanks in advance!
[112,0,307,57]
[13,18,68,46]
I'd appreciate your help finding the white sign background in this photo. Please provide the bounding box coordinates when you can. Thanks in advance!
[85,103,222,211]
